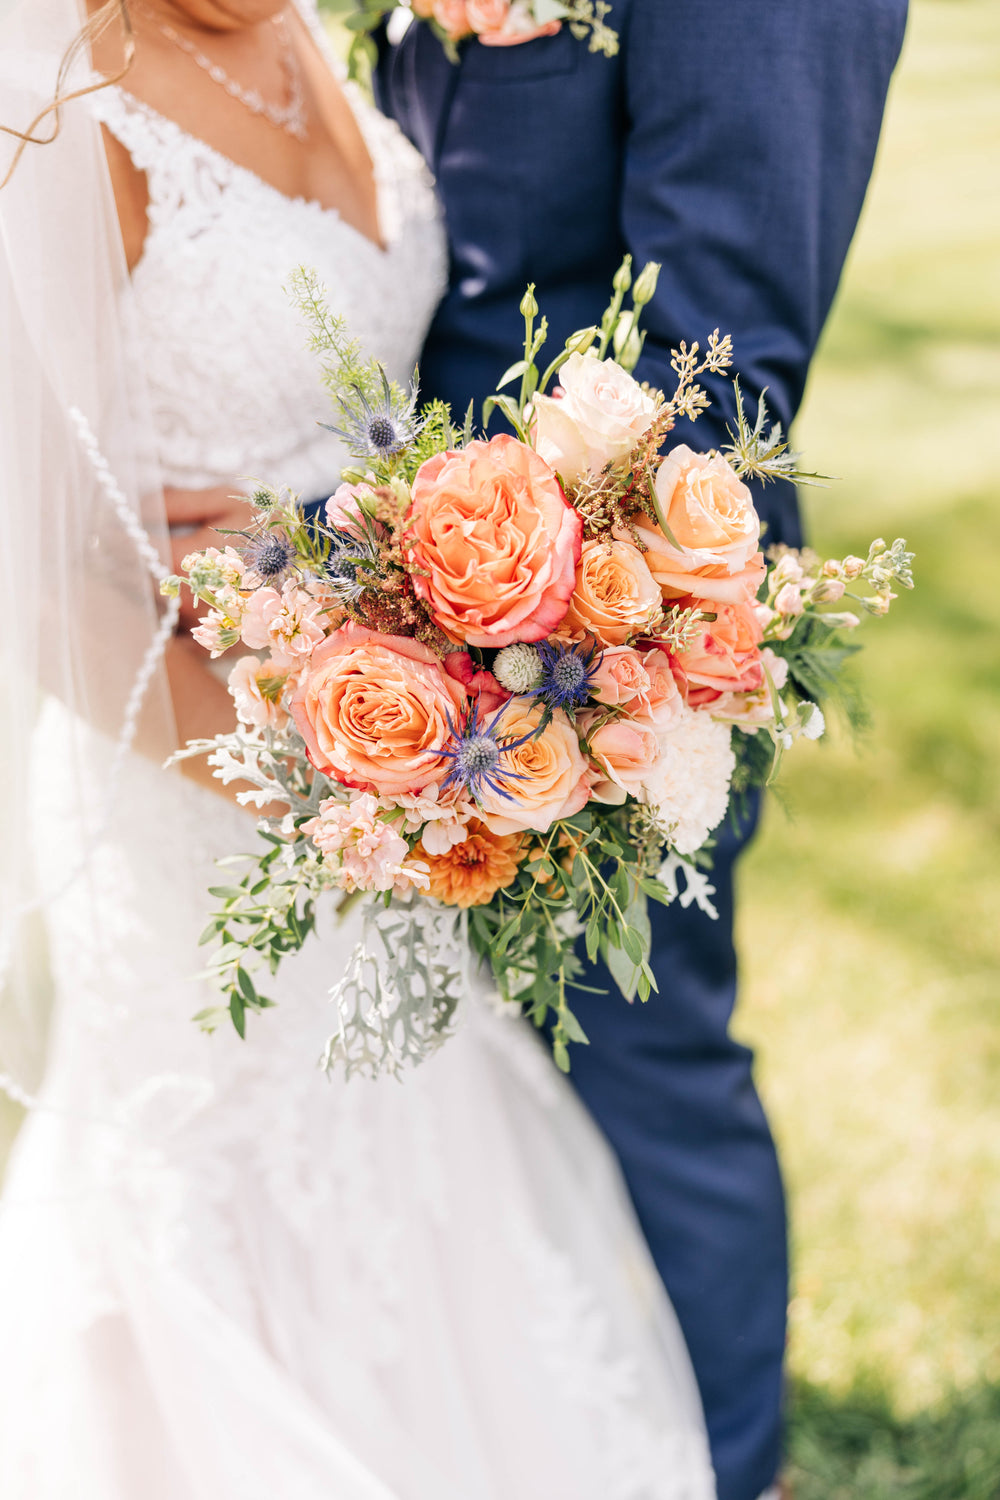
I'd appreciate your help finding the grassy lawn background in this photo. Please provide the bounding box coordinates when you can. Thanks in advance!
[733,1,1000,1491]
[2,0,997,1493]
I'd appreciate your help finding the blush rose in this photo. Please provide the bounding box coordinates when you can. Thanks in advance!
[531,352,659,485]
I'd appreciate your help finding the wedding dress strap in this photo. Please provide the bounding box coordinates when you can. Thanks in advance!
[90,86,238,231]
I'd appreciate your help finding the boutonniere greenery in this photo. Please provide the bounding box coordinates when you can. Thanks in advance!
[345,0,618,74]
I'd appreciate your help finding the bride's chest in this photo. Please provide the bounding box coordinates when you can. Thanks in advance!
[94,88,447,488]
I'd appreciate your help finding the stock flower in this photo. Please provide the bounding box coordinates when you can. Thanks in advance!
[671,598,764,707]
[635,444,765,605]
[386,784,476,857]
[290,623,467,796]
[240,580,327,667]
[405,434,582,647]
[475,701,590,835]
[415,818,525,907]
[711,648,789,729]
[227,654,289,730]
[580,712,662,804]
[560,538,662,645]
[530,352,658,485]
[303,794,429,895]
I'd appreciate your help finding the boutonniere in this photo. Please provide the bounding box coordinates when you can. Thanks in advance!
[348,0,618,71]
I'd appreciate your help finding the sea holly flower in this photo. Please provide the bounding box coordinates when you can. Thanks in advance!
[322,366,423,462]
[242,529,297,586]
[437,698,536,802]
[526,639,599,712]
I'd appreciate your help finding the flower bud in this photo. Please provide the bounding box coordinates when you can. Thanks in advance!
[632,261,661,306]
[809,577,846,603]
[613,257,633,294]
[822,611,861,630]
[822,559,840,577]
[774,583,805,617]
[565,325,599,355]
[842,556,865,580]
[520,285,539,320]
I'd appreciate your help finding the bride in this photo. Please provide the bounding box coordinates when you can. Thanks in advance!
[0,0,717,1494]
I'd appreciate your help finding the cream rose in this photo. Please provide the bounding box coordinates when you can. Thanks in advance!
[405,434,582,648]
[531,352,659,485]
[290,623,467,796]
[560,538,662,645]
[476,702,590,835]
[636,444,764,604]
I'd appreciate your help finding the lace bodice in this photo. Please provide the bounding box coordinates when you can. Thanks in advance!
[90,45,446,494]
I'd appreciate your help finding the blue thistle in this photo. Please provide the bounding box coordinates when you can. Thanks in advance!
[321,366,422,461]
[323,525,384,604]
[528,640,599,711]
[437,700,536,803]
[243,530,296,584]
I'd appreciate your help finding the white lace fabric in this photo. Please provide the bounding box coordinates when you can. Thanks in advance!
[0,13,717,1497]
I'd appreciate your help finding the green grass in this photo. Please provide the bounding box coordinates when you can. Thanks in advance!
[733,1,1000,1491]
[4,1,999,1491]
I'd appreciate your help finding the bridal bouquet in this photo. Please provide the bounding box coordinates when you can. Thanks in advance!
[165,261,913,1077]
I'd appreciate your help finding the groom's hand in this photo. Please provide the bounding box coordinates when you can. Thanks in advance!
[164,484,252,632]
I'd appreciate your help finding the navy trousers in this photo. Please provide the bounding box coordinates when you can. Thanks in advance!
[567,798,787,1500]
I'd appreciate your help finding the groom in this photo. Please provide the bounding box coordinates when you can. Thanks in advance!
[374,4,907,1496]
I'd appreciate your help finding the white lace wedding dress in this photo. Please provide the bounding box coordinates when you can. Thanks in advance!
[0,29,716,1500]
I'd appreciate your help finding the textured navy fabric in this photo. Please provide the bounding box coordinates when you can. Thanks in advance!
[374,7,906,1495]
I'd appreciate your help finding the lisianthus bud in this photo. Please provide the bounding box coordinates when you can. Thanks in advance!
[632,261,661,307]
[613,258,633,294]
[565,325,599,355]
[520,285,539,320]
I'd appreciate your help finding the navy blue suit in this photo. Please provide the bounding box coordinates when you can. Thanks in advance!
[375,6,906,1495]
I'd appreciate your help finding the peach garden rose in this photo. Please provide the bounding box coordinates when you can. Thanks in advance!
[560,538,662,646]
[634,444,765,605]
[290,622,467,796]
[405,433,582,648]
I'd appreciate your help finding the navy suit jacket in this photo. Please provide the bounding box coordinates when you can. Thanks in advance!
[374,8,906,1497]
[376,0,906,550]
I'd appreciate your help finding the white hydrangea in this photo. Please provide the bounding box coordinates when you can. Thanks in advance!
[493,643,543,693]
[641,706,736,856]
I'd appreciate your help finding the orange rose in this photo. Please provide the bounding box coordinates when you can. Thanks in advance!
[635,444,764,605]
[560,539,662,646]
[290,622,467,796]
[415,819,525,907]
[671,598,764,707]
[405,435,582,648]
[431,0,470,40]
[475,701,590,835]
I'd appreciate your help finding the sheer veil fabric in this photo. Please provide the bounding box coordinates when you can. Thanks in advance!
[0,0,176,1099]
[0,3,718,1496]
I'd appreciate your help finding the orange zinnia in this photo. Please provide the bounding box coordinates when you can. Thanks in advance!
[416,820,525,908]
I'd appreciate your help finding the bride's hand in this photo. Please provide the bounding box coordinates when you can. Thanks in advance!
[164,484,252,632]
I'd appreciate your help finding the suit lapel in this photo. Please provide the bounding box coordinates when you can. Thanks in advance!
[398,21,462,174]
